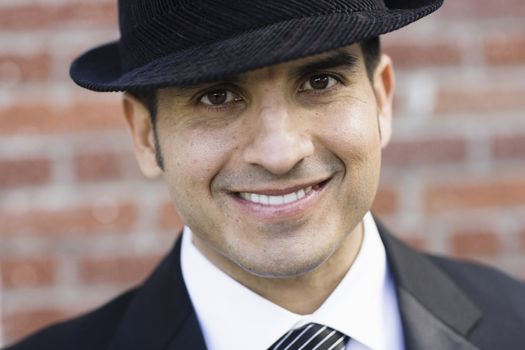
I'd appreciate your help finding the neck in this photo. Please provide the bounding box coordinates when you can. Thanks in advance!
[194,222,363,315]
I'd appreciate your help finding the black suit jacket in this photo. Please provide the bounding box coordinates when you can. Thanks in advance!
[5,221,525,350]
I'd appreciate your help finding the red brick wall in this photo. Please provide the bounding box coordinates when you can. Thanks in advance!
[1,0,524,346]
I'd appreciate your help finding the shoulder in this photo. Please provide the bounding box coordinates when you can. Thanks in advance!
[3,289,136,350]
[429,254,525,307]
[428,254,525,341]
[377,217,525,319]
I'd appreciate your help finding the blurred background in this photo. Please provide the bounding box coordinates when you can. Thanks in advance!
[0,0,524,346]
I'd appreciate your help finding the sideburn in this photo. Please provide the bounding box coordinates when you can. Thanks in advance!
[152,124,165,170]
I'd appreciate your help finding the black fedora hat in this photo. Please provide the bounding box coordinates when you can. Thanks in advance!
[70,0,443,92]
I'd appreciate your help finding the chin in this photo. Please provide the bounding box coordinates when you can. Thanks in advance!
[234,247,331,279]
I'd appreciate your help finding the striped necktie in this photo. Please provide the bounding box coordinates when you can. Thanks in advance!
[269,322,350,350]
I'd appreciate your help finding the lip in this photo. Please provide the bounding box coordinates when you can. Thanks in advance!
[231,178,329,196]
[229,178,331,221]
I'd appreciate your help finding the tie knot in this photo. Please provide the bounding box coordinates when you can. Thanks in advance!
[269,322,350,350]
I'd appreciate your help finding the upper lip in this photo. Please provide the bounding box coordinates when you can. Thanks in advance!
[230,177,331,196]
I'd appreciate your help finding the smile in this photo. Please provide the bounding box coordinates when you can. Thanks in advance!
[238,186,313,206]
[231,179,331,220]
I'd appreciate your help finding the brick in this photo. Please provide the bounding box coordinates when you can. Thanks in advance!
[485,34,525,66]
[383,138,467,166]
[372,187,398,215]
[0,101,126,135]
[402,236,426,251]
[491,135,525,159]
[451,230,501,257]
[78,255,161,285]
[1,258,57,289]
[74,152,122,182]
[0,158,52,188]
[0,2,116,30]
[74,151,142,182]
[434,86,525,114]
[158,202,184,231]
[3,309,68,345]
[392,92,407,115]
[439,0,525,18]
[384,42,461,68]
[0,52,52,83]
[426,179,525,212]
[0,202,137,236]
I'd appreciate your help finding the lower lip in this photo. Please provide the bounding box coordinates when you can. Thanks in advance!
[230,181,329,221]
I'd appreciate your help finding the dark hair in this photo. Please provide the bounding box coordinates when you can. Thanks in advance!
[130,37,381,169]
[361,36,381,81]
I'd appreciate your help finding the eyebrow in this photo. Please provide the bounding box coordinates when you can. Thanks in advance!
[174,49,359,94]
[289,50,359,79]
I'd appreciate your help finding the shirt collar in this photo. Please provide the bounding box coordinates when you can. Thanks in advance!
[181,212,401,350]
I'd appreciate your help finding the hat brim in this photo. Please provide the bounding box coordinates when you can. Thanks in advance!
[70,2,442,92]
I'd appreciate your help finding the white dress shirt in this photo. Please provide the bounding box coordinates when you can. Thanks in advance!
[181,212,405,350]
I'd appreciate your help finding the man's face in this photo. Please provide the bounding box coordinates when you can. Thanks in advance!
[125,44,394,279]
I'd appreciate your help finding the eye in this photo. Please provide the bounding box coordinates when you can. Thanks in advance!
[199,89,240,106]
[300,74,339,91]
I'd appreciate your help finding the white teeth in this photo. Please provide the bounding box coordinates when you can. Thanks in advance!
[283,192,297,203]
[269,196,283,205]
[239,186,314,206]
[259,194,269,205]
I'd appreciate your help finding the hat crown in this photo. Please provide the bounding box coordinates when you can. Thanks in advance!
[118,0,386,32]
[117,0,387,72]
[70,0,443,91]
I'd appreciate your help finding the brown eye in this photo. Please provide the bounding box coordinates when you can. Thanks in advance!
[310,75,329,89]
[205,90,228,105]
[199,89,238,106]
[300,74,338,91]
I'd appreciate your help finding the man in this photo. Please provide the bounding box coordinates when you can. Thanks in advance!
[5,0,525,349]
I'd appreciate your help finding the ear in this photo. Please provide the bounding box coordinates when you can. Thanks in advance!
[122,92,162,178]
[372,54,395,149]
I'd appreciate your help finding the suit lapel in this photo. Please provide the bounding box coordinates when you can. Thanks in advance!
[108,236,207,350]
[397,288,479,349]
[106,218,484,350]
[376,219,482,350]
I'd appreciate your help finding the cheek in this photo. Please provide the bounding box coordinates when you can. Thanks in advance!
[319,100,381,162]
[161,126,239,192]
[318,99,382,207]
[160,127,240,232]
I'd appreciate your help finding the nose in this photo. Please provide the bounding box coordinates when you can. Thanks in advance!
[243,104,314,175]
